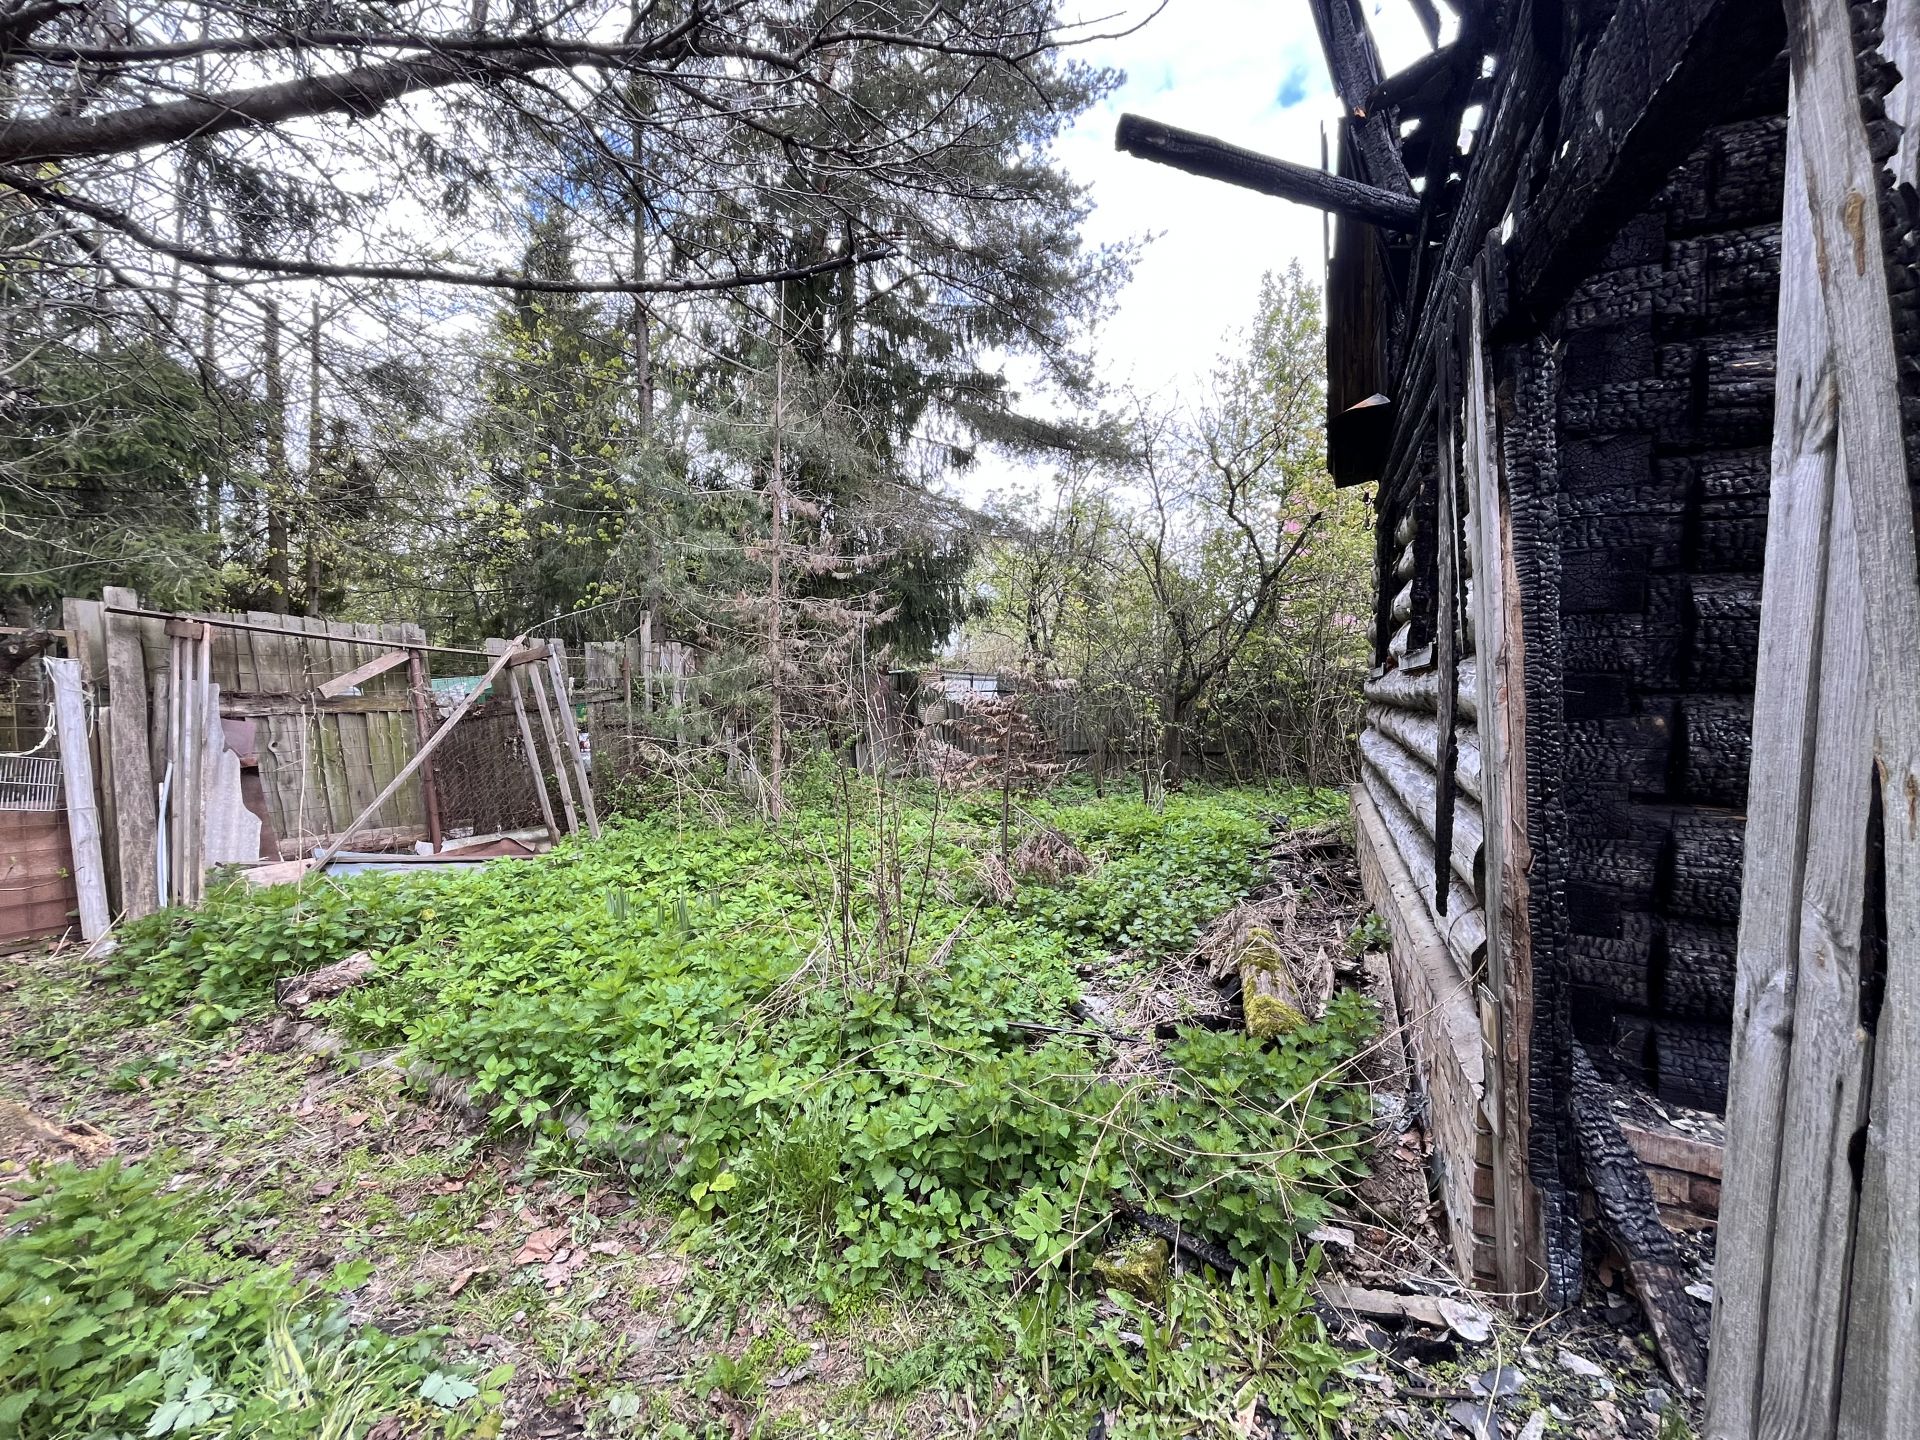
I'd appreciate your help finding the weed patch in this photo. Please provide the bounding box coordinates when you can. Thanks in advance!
[106,782,1377,1433]
[0,1158,505,1440]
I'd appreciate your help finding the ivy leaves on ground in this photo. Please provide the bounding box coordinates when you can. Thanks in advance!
[114,784,1370,1291]
[103,782,1375,1434]
[0,1159,508,1440]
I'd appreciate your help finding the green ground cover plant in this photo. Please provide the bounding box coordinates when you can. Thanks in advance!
[0,1159,507,1440]
[101,780,1376,1434]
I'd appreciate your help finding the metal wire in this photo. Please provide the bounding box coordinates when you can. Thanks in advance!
[0,754,61,811]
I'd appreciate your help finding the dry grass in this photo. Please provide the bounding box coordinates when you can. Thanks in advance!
[977,851,1017,905]
[1012,825,1091,882]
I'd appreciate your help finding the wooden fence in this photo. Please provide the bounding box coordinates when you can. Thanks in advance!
[1705,1,1920,1431]
[35,591,700,930]
[61,590,441,894]
[0,639,80,951]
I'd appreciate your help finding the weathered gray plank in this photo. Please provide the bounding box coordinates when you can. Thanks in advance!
[524,661,580,834]
[1705,99,1838,1440]
[313,647,409,698]
[1757,435,1873,1435]
[1795,18,1920,1440]
[46,657,109,940]
[547,641,600,839]
[399,623,443,850]
[1463,272,1537,1307]
[1784,5,1920,1432]
[1711,7,1920,1431]
[101,586,158,919]
[491,639,560,846]
[311,638,526,872]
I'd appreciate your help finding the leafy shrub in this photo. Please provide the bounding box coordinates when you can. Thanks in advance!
[0,1159,504,1439]
[107,876,435,1026]
[1016,795,1269,958]
[110,786,1371,1294]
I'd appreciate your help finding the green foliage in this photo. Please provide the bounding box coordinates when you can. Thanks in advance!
[855,1258,1353,1438]
[958,264,1371,786]
[108,873,433,1023]
[1089,1257,1353,1439]
[1348,910,1391,954]
[0,1159,497,1440]
[1016,792,1269,957]
[0,336,231,614]
[113,785,1371,1300]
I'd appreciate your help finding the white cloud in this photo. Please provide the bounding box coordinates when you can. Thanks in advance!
[952,0,1431,504]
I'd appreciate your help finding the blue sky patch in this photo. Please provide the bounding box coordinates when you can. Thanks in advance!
[1275,57,1313,108]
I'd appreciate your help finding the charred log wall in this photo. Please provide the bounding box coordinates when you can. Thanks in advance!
[1552,80,1788,1112]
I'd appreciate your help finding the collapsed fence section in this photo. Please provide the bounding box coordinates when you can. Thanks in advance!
[0,636,82,951]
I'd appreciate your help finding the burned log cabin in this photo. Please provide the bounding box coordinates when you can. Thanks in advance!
[1124,0,1920,1395]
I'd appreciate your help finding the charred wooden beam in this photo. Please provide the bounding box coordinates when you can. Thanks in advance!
[1363,41,1459,119]
[1573,1046,1710,1393]
[1304,0,1415,196]
[1432,318,1462,915]
[1376,2,1556,492]
[1405,0,1442,49]
[1114,115,1421,230]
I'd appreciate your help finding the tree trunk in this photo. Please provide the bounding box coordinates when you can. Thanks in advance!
[262,300,291,613]
[303,298,325,614]
[766,346,785,819]
[629,75,653,437]
[1161,699,1190,788]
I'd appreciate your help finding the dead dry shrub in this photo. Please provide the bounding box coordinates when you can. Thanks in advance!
[1012,825,1091,882]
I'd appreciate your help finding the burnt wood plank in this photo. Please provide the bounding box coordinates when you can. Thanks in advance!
[1573,1044,1710,1391]
[1498,0,1788,331]
[1114,115,1421,229]
[1433,301,1461,914]
[1497,331,1585,1308]
[1302,0,1414,197]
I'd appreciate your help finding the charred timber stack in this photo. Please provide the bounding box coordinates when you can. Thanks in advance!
[1118,0,1920,1421]
[1259,0,1787,1317]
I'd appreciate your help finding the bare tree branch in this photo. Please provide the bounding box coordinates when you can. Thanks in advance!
[0,167,898,292]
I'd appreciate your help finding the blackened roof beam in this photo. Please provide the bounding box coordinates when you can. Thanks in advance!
[1114,114,1422,231]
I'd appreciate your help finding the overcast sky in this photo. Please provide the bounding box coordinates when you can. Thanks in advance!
[954,0,1431,503]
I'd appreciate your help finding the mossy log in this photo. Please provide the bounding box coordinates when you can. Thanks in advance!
[1233,897,1333,1039]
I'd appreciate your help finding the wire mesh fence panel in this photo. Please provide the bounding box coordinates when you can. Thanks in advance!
[0,655,79,948]
[430,703,551,840]
[0,755,60,811]
[0,659,54,758]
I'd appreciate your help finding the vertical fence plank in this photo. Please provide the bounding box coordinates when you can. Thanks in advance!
[523,661,580,835]
[399,623,443,851]
[100,586,157,919]
[1707,77,1841,1440]
[246,612,301,848]
[1462,270,1537,1306]
[547,641,600,838]
[490,639,560,846]
[1709,3,1920,1432]
[46,657,109,940]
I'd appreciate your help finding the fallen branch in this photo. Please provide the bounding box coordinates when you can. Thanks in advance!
[1195,889,1333,1037]
[274,950,376,1011]
[1118,1205,1240,1276]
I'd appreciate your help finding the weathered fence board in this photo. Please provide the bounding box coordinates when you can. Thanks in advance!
[1706,2,1920,1431]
